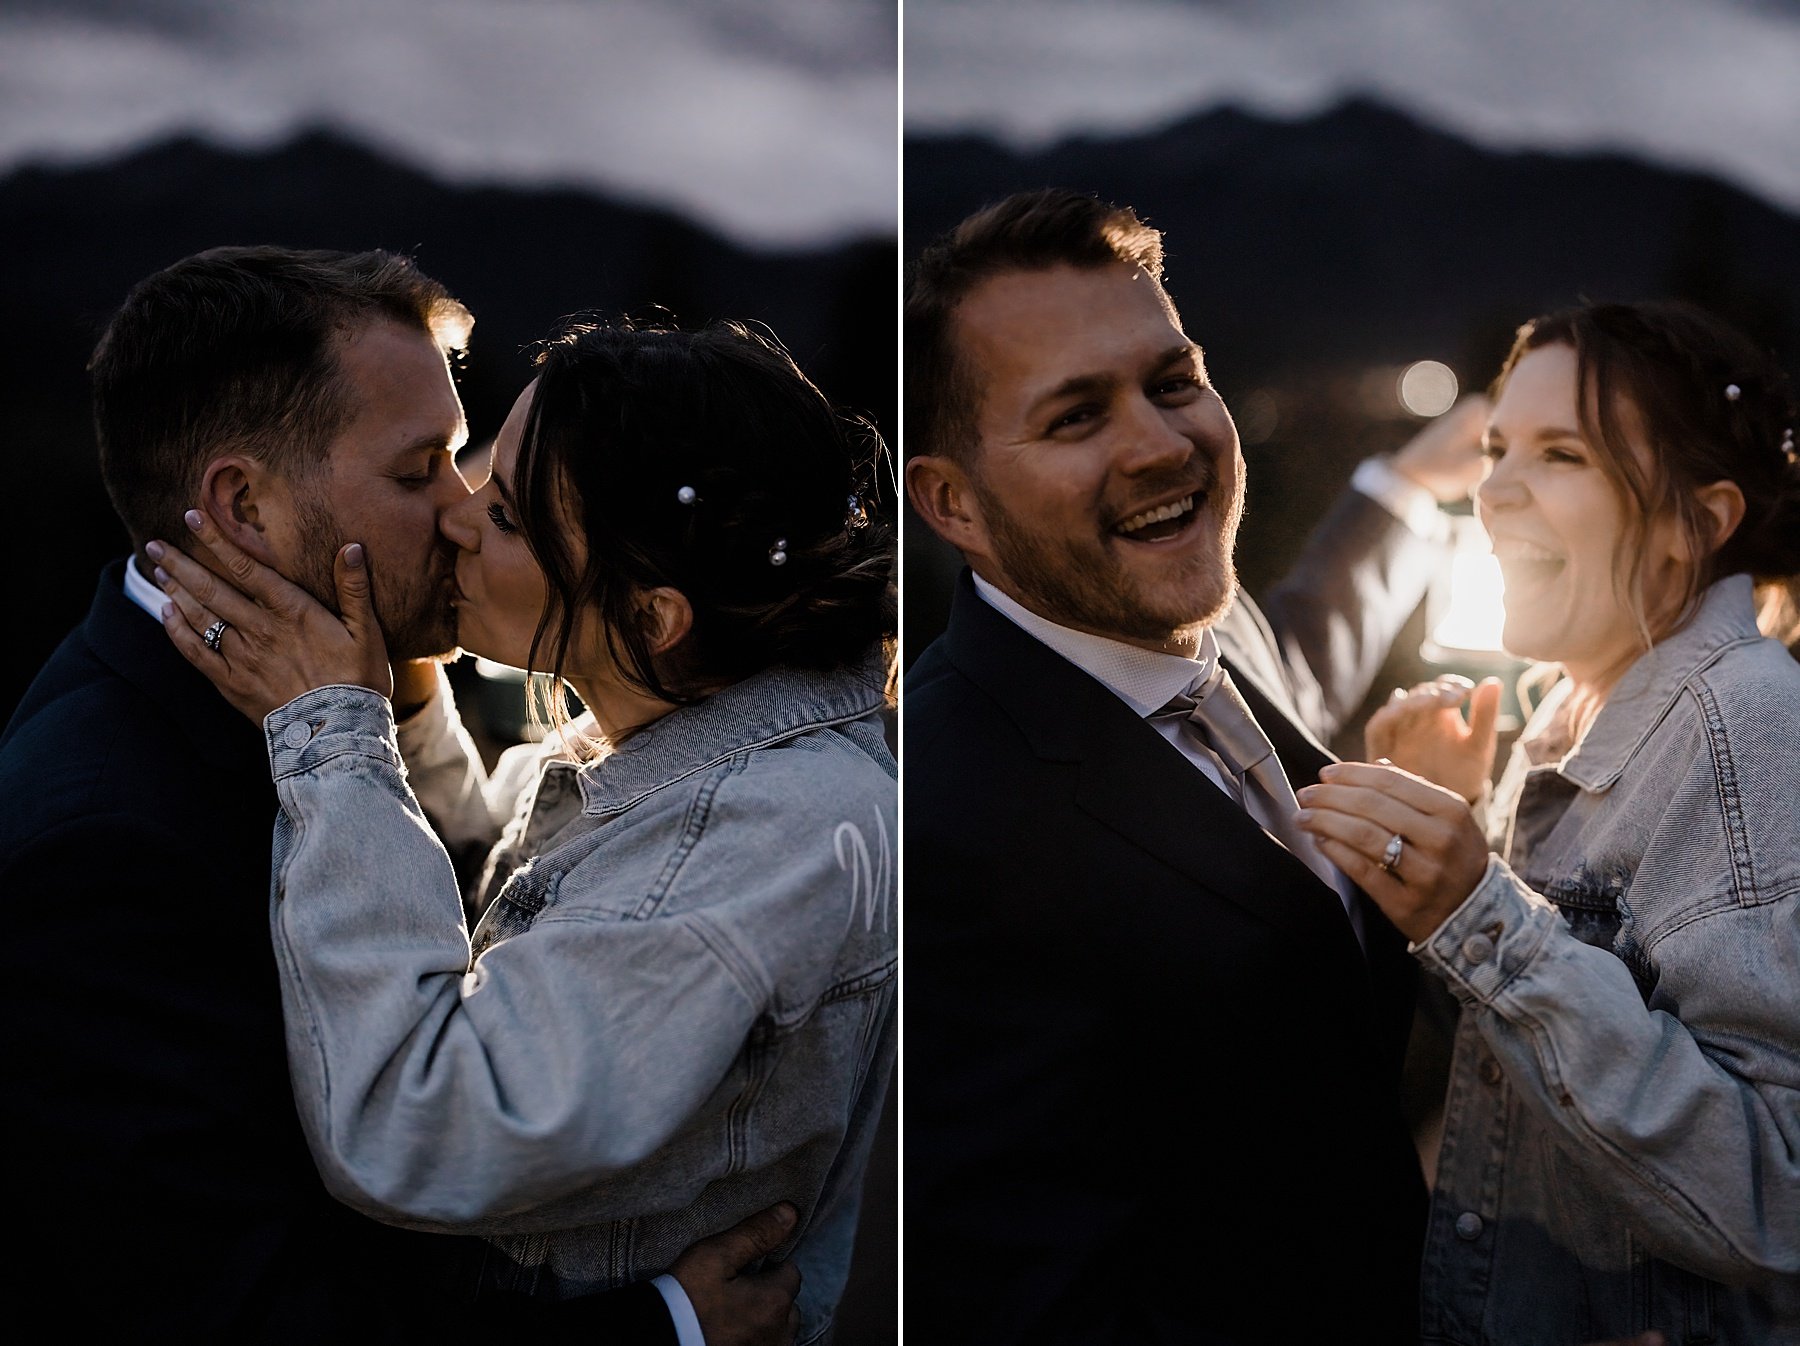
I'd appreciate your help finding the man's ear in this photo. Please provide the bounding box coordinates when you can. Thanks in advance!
[905,454,991,561]
[640,585,695,657]
[198,455,286,565]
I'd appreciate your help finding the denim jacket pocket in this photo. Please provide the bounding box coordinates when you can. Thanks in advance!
[471,866,559,958]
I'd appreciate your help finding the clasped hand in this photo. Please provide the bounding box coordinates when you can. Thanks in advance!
[148,508,392,724]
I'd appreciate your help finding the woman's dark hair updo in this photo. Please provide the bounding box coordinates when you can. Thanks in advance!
[1493,300,1800,646]
[511,315,896,710]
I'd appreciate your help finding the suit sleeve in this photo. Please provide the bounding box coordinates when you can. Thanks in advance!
[1256,486,1442,739]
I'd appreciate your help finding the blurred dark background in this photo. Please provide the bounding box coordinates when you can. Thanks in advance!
[904,95,1800,757]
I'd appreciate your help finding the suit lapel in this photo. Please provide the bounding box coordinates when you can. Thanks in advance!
[943,575,1363,950]
[83,560,274,777]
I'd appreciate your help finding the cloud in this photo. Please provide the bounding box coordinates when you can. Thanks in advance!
[905,0,1800,216]
[0,0,897,248]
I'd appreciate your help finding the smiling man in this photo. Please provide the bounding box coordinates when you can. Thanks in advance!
[903,190,1433,1345]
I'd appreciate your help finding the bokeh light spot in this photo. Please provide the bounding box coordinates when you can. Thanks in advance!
[1399,360,1458,417]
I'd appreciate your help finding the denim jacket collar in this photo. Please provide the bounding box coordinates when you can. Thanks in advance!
[576,647,890,816]
[1553,573,1761,793]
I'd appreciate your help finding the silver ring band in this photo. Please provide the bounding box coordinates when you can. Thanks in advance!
[202,619,230,653]
[1378,832,1405,875]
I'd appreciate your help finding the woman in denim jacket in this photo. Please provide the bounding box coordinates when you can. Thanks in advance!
[153,319,897,1345]
[1296,302,1800,1346]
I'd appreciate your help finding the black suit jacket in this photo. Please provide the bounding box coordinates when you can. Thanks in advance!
[904,574,1426,1345]
[0,563,673,1342]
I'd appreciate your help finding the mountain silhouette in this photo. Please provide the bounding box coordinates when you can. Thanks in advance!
[904,96,1800,663]
[0,128,895,722]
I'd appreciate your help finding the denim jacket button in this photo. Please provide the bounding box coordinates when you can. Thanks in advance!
[282,720,313,750]
[1461,932,1495,964]
[1479,1056,1504,1086]
[1454,1212,1484,1241]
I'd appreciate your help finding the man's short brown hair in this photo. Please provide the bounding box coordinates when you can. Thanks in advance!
[904,189,1164,464]
[89,246,473,550]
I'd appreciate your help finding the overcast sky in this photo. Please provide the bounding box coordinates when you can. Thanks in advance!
[907,0,1800,217]
[6,1,1797,247]
[0,0,897,249]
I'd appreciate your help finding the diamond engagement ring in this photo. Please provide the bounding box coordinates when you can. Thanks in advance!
[201,619,230,653]
[1378,833,1405,875]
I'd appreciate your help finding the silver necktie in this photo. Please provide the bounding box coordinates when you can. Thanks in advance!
[1179,665,1343,896]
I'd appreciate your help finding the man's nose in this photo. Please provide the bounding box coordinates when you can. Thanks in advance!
[439,490,481,552]
[1114,398,1194,474]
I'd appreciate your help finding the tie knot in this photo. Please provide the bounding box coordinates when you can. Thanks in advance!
[1188,666,1276,779]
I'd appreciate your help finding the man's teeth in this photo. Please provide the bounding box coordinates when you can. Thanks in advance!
[1117,495,1195,535]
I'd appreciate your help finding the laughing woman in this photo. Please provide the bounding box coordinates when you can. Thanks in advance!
[1294,301,1800,1346]
[151,317,896,1345]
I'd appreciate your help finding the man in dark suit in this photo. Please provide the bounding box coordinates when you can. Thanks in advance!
[0,246,796,1342]
[903,189,1448,1344]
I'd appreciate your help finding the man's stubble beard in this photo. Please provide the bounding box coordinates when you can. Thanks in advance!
[970,462,1243,643]
[291,498,460,662]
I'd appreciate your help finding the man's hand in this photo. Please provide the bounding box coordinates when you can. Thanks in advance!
[1391,393,1491,502]
[670,1202,803,1346]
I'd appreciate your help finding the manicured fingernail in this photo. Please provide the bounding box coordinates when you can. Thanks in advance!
[145,540,165,561]
[160,602,174,620]
[1295,808,1314,823]
[184,509,204,532]
[1318,764,1340,779]
[775,1203,796,1227]
[345,543,365,568]
[153,566,170,587]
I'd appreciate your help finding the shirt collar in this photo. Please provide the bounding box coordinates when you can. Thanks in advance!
[1529,573,1764,791]
[970,572,1215,718]
[121,555,167,622]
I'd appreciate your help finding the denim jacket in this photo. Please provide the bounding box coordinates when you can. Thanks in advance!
[1417,576,1800,1346]
[261,654,896,1345]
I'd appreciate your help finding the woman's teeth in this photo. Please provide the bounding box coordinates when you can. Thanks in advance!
[1492,538,1565,587]
[1116,495,1195,538]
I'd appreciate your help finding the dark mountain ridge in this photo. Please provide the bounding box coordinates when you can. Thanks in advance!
[0,128,895,720]
[903,97,1800,654]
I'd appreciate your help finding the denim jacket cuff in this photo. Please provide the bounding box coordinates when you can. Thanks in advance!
[1412,855,1560,1004]
[264,684,402,782]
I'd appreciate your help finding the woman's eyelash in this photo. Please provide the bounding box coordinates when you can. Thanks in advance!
[487,501,518,534]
